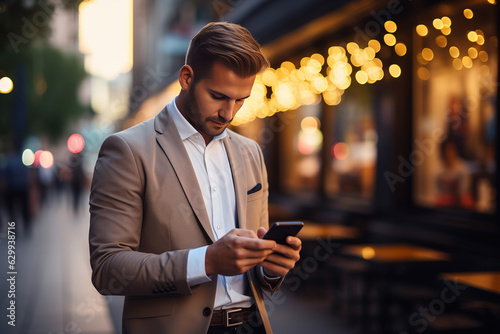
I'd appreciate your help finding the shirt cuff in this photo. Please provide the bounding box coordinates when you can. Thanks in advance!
[186,246,212,286]
[259,266,282,283]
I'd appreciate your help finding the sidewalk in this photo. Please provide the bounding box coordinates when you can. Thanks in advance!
[0,190,118,334]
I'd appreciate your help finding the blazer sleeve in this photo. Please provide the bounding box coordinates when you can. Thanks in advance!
[89,134,192,297]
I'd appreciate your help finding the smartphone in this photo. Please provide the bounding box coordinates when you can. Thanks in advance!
[263,222,304,244]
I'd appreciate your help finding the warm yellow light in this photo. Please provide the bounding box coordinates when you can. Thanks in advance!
[389,64,401,78]
[366,65,383,81]
[300,57,311,68]
[262,68,277,87]
[351,49,369,67]
[479,51,489,62]
[468,47,478,59]
[355,70,368,84]
[468,31,478,42]
[362,247,375,259]
[433,18,444,30]
[449,46,460,58]
[311,53,325,66]
[441,16,452,27]
[476,35,485,45]
[488,0,496,4]
[275,82,296,109]
[323,90,342,106]
[312,76,328,92]
[422,48,434,61]
[364,47,376,60]
[441,26,451,35]
[79,0,133,79]
[281,61,296,72]
[368,39,381,53]
[0,76,13,94]
[306,58,322,74]
[301,116,321,130]
[463,9,473,19]
[347,42,359,54]
[417,67,430,80]
[452,58,463,70]
[462,56,473,69]
[395,43,407,56]
[435,36,447,48]
[384,33,396,46]
[384,21,397,33]
[416,24,428,37]
[328,46,346,57]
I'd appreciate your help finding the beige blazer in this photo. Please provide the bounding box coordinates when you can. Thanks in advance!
[89,104,283,334]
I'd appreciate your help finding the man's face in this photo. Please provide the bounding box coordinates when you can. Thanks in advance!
[181,62,256,143]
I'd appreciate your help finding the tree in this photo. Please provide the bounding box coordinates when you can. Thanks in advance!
[0,0,87,151]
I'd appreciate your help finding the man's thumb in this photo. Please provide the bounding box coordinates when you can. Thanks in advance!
[257,227,267,239]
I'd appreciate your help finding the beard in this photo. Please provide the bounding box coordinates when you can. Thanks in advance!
[183,85,232,138]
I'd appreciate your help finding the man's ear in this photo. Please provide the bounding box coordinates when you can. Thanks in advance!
[179,65,194,91]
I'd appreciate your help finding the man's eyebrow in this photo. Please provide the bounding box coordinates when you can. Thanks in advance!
[209,89,251,100]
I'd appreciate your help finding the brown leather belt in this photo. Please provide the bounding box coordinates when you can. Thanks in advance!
[209,306,255,327]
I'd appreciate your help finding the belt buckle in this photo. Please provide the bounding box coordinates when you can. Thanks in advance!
[224,308,243,327]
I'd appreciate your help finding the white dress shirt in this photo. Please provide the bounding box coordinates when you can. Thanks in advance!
[168,98,253,309]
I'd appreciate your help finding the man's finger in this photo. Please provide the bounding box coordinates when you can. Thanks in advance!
[232,228,258,239]
[237,236,276,250]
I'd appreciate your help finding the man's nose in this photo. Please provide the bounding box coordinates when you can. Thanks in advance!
[219,100,236,121]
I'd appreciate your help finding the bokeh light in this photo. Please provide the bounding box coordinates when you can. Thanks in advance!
[384,33,396,46]
[22,149,35,166]
[436,36,447,48]
[395,43,407,56]
[449,46,460,58]
[389,64,401,78]
[463,9,473,19]
[40,151,54,169]
[416,24,428,37]
[331,142,349,160]
[0,76,13,94]
[384,21,397,33]
[67,133,86,153]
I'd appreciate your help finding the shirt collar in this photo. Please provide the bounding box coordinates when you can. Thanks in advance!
[168,96,227,143]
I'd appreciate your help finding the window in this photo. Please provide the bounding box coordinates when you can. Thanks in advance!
[413,1,497,213]
[324,83,377,199]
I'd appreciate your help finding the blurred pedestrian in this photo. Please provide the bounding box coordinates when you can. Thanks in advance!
[3,149,32,234]
[70,152,86,214]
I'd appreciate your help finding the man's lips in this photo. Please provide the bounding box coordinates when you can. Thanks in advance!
[209,119,230,126]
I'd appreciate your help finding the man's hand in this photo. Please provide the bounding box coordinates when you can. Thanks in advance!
[257,227,301,277]
[205,229,276,276]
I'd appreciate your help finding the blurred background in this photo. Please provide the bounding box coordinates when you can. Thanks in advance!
[0,0,499,333]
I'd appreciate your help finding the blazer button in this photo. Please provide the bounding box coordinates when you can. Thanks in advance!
[203,307,211,317]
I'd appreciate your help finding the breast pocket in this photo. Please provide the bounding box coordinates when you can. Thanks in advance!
[246,190,263,230]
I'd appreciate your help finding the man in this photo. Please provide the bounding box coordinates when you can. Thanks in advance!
[89,22,301,334]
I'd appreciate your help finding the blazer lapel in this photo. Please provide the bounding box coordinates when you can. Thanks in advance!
[154,107,215,243]
[223,133,247,230]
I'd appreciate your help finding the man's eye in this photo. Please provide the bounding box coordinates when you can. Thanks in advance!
[211,94,225,100]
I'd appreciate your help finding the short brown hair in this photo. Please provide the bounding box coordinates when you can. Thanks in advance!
[186,22,269,82]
